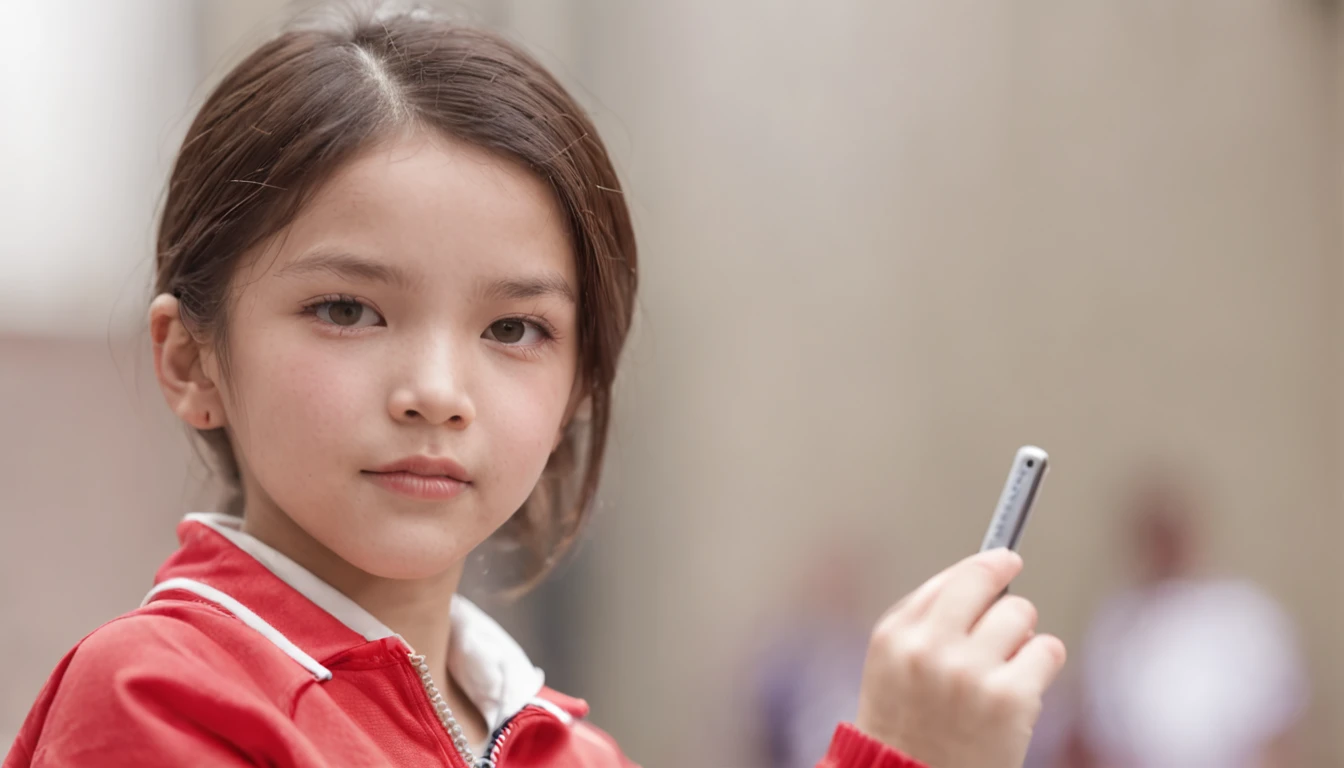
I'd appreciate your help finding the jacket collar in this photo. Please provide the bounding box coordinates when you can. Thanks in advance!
[146,512,548,732]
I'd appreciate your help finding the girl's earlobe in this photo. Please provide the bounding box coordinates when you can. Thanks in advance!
[554,393,593,450]
[198,407,221,429]
[572,395,592,422]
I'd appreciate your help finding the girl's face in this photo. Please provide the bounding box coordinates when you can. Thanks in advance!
[206,132,579,580]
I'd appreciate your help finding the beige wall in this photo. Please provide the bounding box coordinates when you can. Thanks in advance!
[3,2,1343,765]
[565,1,1344,765]
[0,336,213,746]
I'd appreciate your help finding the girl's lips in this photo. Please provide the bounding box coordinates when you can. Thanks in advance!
[363,470,469,500]
[368,455,471,482]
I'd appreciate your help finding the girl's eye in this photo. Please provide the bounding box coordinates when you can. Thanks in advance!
[314,300,383,329]
[485,318,546,345]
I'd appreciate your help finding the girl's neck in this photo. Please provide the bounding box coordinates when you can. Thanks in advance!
[237,499,485,744]
[240,501,464,653]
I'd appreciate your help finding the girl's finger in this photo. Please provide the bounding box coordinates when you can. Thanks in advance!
[969,594,1038,661]
[880,548,999,627]
[1004,633,1068,696]
[880,569,950,626]
[925,548,1023,634]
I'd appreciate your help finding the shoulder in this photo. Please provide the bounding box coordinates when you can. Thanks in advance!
[1197,579,1303,657]
[532,688,639,767]
[72,599,262,670]
[65,601,234,676]
[74,599,231,655]
[60,599,313,709]
[19,604,316,766]
[569,721,637,766]
[1196,578,1291,620]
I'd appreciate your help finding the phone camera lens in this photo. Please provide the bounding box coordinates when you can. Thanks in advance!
[1026,459,1035,468]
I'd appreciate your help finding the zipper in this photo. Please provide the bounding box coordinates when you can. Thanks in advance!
[407,650,476,767]
[477,711,522,768]
[477,707,547,768]
[403,647,556,768]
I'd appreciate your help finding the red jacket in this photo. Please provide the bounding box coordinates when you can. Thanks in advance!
[5,514,923,767]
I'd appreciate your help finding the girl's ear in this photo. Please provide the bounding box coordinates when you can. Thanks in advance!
[554,379,592,451]
[150,294,228,431]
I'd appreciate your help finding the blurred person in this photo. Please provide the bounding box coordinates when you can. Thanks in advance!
[3,3,1066,767]
[752,537,872,768]
[1071,470,1308,768]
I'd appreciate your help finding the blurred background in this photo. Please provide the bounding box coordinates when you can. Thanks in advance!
[3,1,1343,765]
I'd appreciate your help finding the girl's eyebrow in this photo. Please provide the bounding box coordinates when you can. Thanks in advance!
[277,250,416,290]
[276,250,575,304]
[478,273,576,304]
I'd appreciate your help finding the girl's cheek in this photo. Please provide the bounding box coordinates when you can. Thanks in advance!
[240,337,369,435]
[502,387,569,463]
[290,366,370,432]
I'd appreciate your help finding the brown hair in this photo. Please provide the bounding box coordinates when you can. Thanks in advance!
[154,1,637,593]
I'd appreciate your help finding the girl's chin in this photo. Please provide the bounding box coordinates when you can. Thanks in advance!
[335,540,472,581]
[288,502,494,581]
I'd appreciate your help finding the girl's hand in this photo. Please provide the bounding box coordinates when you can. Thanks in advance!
[855,549,1066,768]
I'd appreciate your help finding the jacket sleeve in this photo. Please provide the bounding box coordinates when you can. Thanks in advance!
[817,723,929,768]
[15,611,326,768]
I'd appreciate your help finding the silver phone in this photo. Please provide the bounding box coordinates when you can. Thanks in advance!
[980,446,1049,552]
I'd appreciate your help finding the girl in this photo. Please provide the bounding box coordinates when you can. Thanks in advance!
[4,3,1064,767]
